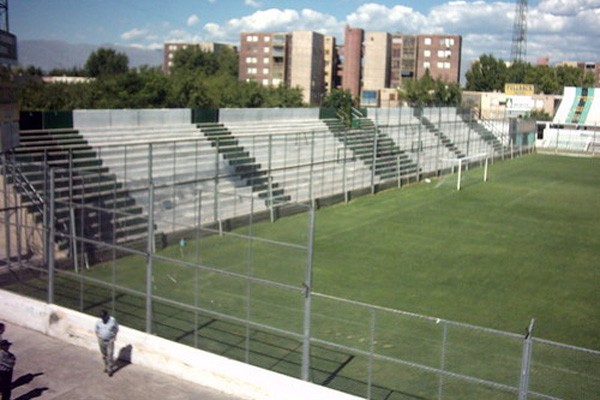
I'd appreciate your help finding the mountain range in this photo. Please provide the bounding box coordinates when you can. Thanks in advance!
[18,40,163,72]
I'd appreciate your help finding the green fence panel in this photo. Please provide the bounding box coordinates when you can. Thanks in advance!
[192,109,219,124]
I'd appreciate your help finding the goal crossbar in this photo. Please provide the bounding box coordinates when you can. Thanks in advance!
[439,153,489,191]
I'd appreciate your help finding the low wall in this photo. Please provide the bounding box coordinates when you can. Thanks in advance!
[73,109,191,128]
[219,108,320,122]
[0,290,362,400]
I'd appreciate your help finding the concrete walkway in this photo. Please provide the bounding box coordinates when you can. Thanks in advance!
[6,323,244,400]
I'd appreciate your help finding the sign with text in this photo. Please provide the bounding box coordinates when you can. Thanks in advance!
[505,83,535,96]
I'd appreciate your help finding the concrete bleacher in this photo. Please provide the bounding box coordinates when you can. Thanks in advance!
[9,106,513,256]
[8,128,149,249]
[223,118,374,203]
[76,124,262,232]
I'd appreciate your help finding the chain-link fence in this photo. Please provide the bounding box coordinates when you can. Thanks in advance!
[2,111,595,399]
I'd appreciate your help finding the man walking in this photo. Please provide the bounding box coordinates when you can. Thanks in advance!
[0,340,15,400]
[95,310,119,377]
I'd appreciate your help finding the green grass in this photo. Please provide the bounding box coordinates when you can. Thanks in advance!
[312,154,600,349]
[9,153,600,399]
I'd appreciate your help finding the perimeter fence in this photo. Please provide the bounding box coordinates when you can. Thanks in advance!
[2,109,597,399]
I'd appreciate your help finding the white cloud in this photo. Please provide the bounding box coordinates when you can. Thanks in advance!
[245,0,262,7]
[121,28,149,41]
[187,14,200,27]
[167,1,600,74]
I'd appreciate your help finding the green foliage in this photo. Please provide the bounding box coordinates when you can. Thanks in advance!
[466,54,597,95]
[528,109,553,121]
[15,44,304,110]
[84,48,129,78]
[465,54,507,92]
[399,71,461,107]
[321,89,356,126]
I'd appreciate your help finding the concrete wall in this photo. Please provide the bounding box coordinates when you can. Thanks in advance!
[0,290,362,400]
[219,108,320,122]
[73,109,191,128]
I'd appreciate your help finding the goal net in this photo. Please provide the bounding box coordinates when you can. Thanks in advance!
[439,153,489,191]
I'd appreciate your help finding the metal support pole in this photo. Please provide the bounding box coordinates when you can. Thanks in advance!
[343,130,349,203]
[301,206,316,381]
[268,135,274,222]
[145,145,154,334]
[518,319,536,400]
[2,153,10,267]
[370,124,377,194]
[48,170,56,304]
[438,321,448,400]
[457,159,462,191]
[367,308,376,400]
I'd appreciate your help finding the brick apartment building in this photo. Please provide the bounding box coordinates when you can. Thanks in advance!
[239,31,326,105]
[339,27,462,100]
[237,27,462,106]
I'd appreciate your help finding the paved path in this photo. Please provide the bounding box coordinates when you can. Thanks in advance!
[6,324,244,400]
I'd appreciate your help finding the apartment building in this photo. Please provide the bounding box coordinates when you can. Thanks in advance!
[239,31,326,105]
[390,34,418,87]
[163,41,234,74]
[415,34,462,83]
[340,26,364,98]
[323,35,339,94]
[362,32,391,92]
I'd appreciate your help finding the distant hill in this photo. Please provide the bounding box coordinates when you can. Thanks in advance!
[18,40,163,72]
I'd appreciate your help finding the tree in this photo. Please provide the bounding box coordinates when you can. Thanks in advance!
[85,48,129,78]
[397,71,461,107]
[465,54,507,92]
[322,89,356,126]
[171,47,220,76]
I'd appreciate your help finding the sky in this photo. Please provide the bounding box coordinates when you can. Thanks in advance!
[9,0,600,69]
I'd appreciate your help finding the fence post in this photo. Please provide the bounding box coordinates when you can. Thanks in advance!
[367,308,376,399]
[438,320,448,400]
[301,206,316,381]
[48,169,55,304]
[145,144,155,334]
[371,122,378,194]
[2,153,10,268]
[518,319,535,400]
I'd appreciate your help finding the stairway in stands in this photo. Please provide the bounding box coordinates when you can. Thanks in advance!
[323,115,418,181]
[458,113,504,154]
[417,114,466,159]
[197,123,290,206]
[6,128,150,254]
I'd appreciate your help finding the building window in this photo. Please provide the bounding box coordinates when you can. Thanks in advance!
[441,38,455,47]
[245,57,257,64]
[247,67,257,74]
[424,50,431,58]
[437,61,444,69]
[444,62,451,69]
[264,47,270,53]
[263,68,269,74]
[262,79,270,85]
[423,61,431,69]
[246,35,258,42]
[438,50,452,58]
[424,37,432,45]
[264,36,270,42]
[263,57,270,64]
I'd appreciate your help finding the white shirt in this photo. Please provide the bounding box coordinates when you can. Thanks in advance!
[95,316,119,341]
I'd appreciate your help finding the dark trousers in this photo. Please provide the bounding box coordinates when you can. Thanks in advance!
[0,369,13,400]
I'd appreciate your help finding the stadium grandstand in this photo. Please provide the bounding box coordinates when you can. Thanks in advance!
[1,107,518,259]
[537,86,600,154]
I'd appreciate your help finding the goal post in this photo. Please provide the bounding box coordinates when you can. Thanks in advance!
[440,153,489,191]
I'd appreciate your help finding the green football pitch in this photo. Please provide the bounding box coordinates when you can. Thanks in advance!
[10,152,600,398]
